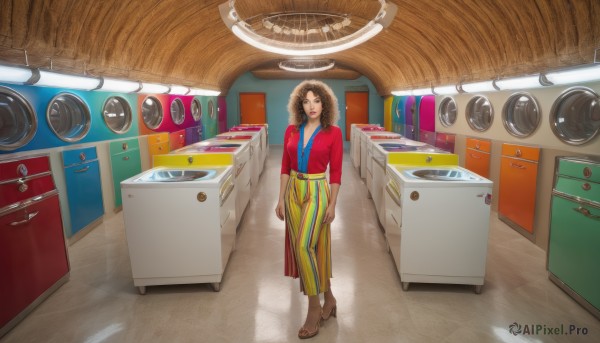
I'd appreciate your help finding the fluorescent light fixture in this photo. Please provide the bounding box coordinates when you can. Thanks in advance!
[493,75,543,90]
[411,87,434,96]
[33,69,101,90]
[221,0,396,56]
[231,23,382,56]
[459,80,497,93]
[542,64,600,85]
[168,85,190,95]
[188,88,221,96]
[139,82,170,94]
[98,77,141,92]
[278,59,335,73]
[0,64,35,84]
[433,84,458,95]
[391,90,412,96]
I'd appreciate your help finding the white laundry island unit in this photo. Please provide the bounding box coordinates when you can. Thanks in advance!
[121,166,236,294]
[384,165,493,293]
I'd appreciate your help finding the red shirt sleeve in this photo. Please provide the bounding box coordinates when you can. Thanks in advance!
[328,126,343,184]
[280,125,294,175]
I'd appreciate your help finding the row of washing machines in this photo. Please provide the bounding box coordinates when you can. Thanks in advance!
[350,124,494,293]
[120,124,268,294]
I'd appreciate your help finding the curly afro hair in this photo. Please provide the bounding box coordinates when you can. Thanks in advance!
[287,80,339,129]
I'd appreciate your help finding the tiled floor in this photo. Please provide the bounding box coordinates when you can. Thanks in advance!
[2,146,598,343]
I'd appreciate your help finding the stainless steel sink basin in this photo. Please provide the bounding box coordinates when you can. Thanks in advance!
[135,169,217,182]
[212,143,241,148]
[407,169,479,181]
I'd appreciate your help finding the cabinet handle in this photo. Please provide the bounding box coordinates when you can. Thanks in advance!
[510,162,525,169]
[123,156,130,161]
[469,153,482,159]
[573,207,600,220]
[9,211,39,226]
[74,166,90,173]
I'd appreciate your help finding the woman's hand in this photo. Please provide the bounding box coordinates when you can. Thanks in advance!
[323,204,336,224]
[275,201,285,221]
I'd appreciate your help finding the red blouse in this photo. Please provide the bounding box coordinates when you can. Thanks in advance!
[281,124,343,184]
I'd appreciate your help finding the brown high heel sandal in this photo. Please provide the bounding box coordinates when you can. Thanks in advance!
[298,309,323,339]
[321,302,337,321]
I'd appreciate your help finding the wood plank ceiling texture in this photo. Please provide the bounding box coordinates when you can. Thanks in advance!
[0,0,598,96]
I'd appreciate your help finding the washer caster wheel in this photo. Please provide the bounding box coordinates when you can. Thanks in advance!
[401,282,410,291]
[211,283,221,292]
[138,286,147,295]
[474,285,482,294]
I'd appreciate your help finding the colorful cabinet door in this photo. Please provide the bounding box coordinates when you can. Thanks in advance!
[185,125,202,146]
[418,96,436,145]
[110,138,142,209]
[147,133,170,163]
[465,138,491,178]
[434,133,455,153]
[548,157,600,318]
[62,147,104,237]
[169,129,186,151]
[498,144,540,237]
[0,156,69,333]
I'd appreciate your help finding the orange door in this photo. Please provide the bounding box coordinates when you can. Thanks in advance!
[239,93,266,124]
[465,138,491,178]
[498,144,540,235]
[345,92,369,141]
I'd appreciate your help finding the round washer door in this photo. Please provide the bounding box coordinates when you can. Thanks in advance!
[141,96,163,130]
[0,86,37,151]
[502,92,540,138]
[550,87,600,145]
[438,97,457,127]
[103,96,132,134]
[47,93,91,142]
[191,98,202,122]
[170,98,185,125]
[466,95,493,132]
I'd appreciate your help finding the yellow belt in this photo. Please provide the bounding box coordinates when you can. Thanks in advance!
[290,170,326,180]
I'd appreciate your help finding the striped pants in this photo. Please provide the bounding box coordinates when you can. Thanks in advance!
[284,170,332,296]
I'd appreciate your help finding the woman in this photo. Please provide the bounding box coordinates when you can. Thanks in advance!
[275,80,343,339]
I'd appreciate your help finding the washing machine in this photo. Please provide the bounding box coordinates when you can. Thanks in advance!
[217,130,262,171]
[229,125,268,169]
[1,83,99,153]
[358,128,388,179]
[156,141,251,228]
[350,124,381,169]
[0,84,37,153]
[365,133,403,194]
[137,94,171,136]
[384,165,492,293]
[371,140,458,226]
[199,96,219,140]
[121,165,236,293]
[213,133,261,191]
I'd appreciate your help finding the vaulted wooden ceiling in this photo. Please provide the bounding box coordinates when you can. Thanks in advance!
[0,0,598,96]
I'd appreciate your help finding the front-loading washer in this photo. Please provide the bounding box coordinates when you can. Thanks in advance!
[0,85,37,153]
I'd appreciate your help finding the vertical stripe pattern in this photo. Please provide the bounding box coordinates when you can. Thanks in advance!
[284,170,332,296]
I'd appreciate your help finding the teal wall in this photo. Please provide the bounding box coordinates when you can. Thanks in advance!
[225,72,384,145]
